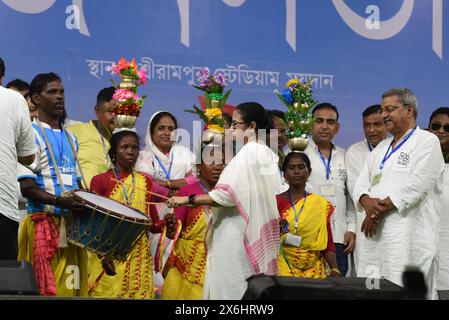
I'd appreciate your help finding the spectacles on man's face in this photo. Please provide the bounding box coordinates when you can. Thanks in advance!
[231,120,246,128]
[379,105,402,114]
[430,123,449,133]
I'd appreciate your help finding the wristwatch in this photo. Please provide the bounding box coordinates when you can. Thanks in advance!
[188,194,196,206]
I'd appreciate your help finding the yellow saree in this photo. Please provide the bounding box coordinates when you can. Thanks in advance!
[278,194,333,279]
[162,206,208,300]
[89,172,154,299]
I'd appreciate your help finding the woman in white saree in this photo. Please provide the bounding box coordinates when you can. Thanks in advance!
[135,111,196,296]
[167,102,280,300]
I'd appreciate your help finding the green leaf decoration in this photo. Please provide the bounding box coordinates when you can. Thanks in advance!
[218,89,232,108]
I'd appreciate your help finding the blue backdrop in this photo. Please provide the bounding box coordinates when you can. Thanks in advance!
[1,0,448,147]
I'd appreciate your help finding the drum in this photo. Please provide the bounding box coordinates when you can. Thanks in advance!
[66,190,152,261]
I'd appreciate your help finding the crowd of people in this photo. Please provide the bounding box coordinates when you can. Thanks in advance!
[0,56,448,300]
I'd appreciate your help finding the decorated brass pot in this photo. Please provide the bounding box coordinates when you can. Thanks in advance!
[114,114,137,128]
[288,135,308,151]
[118,76,136,90]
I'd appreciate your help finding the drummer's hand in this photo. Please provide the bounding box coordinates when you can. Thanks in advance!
[55,195,85,213]
[101,257,116,276]
[166,196,189,209]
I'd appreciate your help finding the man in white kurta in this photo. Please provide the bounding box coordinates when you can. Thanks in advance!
[428,107,449,300]
[353,89,444,298]
[305,103,355,276]
[345,105,388,272]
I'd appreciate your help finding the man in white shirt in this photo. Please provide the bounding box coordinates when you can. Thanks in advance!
[428,107,449,300]
[305,103,355,276]
[354,88,444,298]
[0,57,37,259]
[345,105,388,270]
[6,79,39,223]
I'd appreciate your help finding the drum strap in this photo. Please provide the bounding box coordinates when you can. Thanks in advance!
[35,118,73,248]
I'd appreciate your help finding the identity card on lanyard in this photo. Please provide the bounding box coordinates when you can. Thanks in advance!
[318,148,336,197]
[285,191,307,247]
[154,155,173,180]
[372,127,416,187]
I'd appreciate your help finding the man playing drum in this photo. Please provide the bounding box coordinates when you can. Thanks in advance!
[17,73,89,297]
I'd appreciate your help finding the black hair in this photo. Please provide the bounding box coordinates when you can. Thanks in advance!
[108,130,140,164]
[362,104,381,118]
[6,79,29,92]
[222,112,232,128]
[268,109,285,120]
[282,152,312,173]
[0,57,5,78]
[29,72,61,105]
[312,102,339,121]
[150,112,178,136]
[235,102,273,135]
[429,107,449,126]
[96,87,115,107]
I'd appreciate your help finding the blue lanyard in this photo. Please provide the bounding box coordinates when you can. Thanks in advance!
[115,170,135,206]
[154,155,173,180]
[288,191,307,233]
[367,142,373,152]
[49,128,65,165]
[379,127,416,170]
[198,178,210,193]
[318,148,332,180]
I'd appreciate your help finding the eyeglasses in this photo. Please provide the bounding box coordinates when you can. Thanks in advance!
[231,120,246,128]
[379,105,402,114]
[430,123,449,133]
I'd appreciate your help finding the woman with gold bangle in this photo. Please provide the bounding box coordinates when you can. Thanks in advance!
[277,152,340,278]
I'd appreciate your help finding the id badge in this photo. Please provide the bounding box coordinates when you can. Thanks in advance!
[285,233,302,247]
[320,184,336,197]
[371,173,382,187]
[61,173,73,186]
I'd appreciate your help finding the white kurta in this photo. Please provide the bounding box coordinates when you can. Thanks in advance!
[202,206,253,300]
[204,142,280,300]
[345,140,372,271]
[353,127,444,297]
[437,163,449,291]
[305,139,355,244]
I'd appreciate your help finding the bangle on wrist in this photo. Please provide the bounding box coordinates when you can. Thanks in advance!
[188,194,196,206]
[331,267,341,275]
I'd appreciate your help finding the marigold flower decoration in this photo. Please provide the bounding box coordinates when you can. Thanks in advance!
[184,67,231,134]
[109,57,147,118]
[275,78,318,140]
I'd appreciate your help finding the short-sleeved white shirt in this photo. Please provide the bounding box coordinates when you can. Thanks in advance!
[0,87,35,221]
